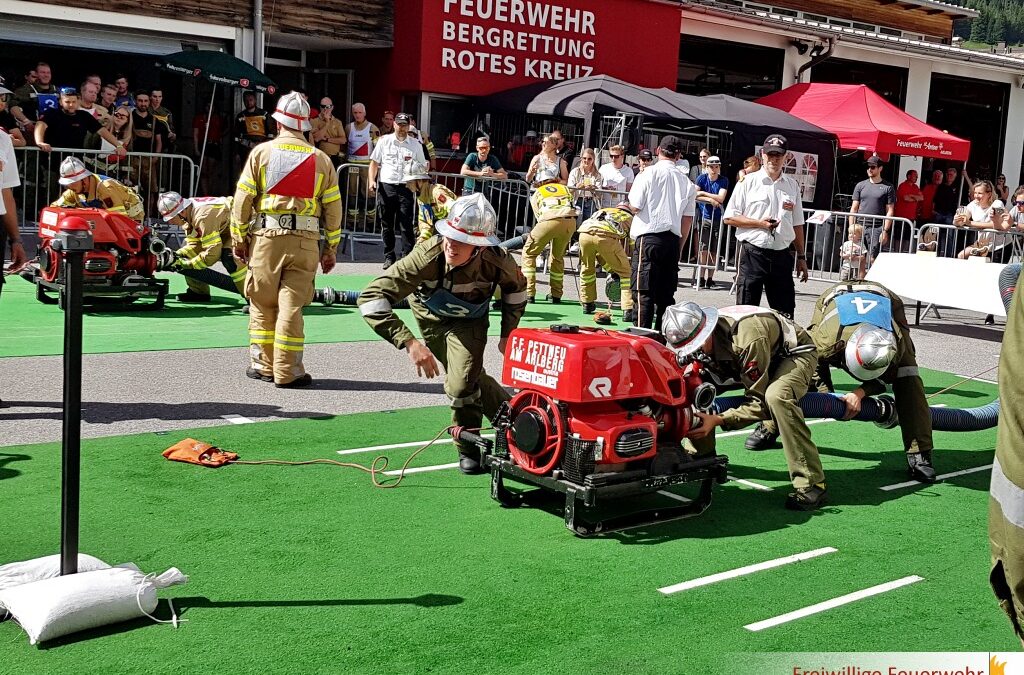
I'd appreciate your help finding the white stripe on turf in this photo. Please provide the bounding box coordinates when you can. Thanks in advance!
[879,464,993,492]
[383,462,461,476]
[221,414,254,425]
[337,434,496,455]
[743,575,924,631]
[728,476,774,491]
[659,547,838,595]
[657,491,692,503]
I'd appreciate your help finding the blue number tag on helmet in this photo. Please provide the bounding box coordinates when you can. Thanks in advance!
[835,292,892,331]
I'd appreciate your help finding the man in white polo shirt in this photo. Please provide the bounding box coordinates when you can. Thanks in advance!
[369,112,427,269]
[723,133,808,320]
[627,135,696,331]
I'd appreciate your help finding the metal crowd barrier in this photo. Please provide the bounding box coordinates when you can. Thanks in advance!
[914,221,1024,263]
[13,146,196,234]
[801,210,917,282]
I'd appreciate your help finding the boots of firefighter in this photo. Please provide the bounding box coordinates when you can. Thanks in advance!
[622,308,635,323]
[582,302,596,314]
[177,284,212,302]
[785,483,828,511]
[459,451,484,475]
[745,420,781,450]
[906,451,936,483]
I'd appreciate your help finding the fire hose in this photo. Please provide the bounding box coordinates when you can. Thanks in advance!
[710,262,1017,433]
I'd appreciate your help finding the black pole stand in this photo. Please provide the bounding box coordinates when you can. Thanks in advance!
[54,219,92,576]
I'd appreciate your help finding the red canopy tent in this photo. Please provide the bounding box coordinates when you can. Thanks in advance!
[757,83,970,162]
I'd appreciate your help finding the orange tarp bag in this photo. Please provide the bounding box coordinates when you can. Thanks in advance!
[162,439,238,467]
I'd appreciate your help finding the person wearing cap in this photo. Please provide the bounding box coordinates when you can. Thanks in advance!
[723,133,808,321]
[50,156,144,223]
[626,135,696,331]
[662,301,828,511]
[694,155,729,288]
[345,103,380,222]
[34,86,127,155]
[577,204,634,322]
[802,279,935,482]
[848,154,896,267]
[358,193,528,474]
[369,112,427,269]
[311,97,347,169]
[158,191,248,303]
[230,91,342,388]
[636,149,654,175]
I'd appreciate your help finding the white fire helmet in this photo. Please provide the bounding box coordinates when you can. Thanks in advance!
[404,161,431,183]
[272,91,311,132]
[158,191,192,222]
[662,302,718,357]
[58,156,93,186]
[844,324,898,381]
[434,193,500,247]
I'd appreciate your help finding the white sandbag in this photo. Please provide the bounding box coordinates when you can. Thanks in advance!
[0,565,188,645]
[0,554,112,621]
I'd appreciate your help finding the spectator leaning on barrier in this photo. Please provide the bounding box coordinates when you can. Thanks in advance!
[311,97,347,169]
[920,169,943,226]
[694,155,729,289]
[627,134,695,331]
[461,136,506,195]
[598,144,633,207]
[567,147,601,220]
[723,133,807,321]
[954,180,1007,260]
[369,112,426,270]
[849,154,896,265]
[35,87,127,156]
[525,134,567,187]
[345,102,379,221]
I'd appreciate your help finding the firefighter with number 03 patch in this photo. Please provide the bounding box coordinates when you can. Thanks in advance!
[358,193,528,475]
[230,91,342,388]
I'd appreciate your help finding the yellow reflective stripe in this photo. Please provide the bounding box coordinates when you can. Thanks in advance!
[231,222,248,240]
[275,334,305,345]
[257,165,267,192]
[274,343,304,352]
[107,205,126,214]
[230,267,248,281]
[188,257,208,269]
[322,184,341,204]
[250,329,274,336]
[249,329,274,345]
[580,273,597,284]
[200,233,222,245]
[237,179,258,196]
[325,229,341,247]
[550,271,564,281]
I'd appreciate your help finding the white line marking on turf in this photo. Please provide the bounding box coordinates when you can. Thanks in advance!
[221,414,254,425]
[658,547,838,595]
[337,435,495,456]
[880,464,993,491]
[728,476,774,491]
[383,462,460,476]
[657,491,692,503]
[743,575,924,632]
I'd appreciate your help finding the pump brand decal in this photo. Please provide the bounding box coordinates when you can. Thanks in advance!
[508,336,566,389]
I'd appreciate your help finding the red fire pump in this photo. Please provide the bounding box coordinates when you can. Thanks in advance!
[452,324,729,536]
[33,207,171,307]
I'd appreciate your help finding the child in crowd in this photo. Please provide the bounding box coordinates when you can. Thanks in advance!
[917,225,939,253]
[840,224,866,280]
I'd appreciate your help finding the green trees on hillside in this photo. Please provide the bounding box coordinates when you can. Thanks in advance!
[955,1,1024,45]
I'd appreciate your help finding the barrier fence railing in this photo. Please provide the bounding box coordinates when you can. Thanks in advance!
[13,146,197,234]
[915,221,1024,263]
[801,211,917,282]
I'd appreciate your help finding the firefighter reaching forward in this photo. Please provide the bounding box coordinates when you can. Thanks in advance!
[358,193,528,474]
[231,91,342,388]
[663,301,828,511]
[51,157,144,224]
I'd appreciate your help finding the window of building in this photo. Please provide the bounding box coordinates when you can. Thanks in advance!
[678,34,784,101]
[803,13,828,23]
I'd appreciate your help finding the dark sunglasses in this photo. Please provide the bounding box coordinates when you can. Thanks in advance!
[610,154,622,158]
[114,113,128,119]
[1015,200,1024,206]
[321,104,333,109]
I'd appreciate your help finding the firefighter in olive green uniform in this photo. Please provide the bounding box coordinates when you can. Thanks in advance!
[990,263,1024,646]
[358,193,528,475]
[809,280,935,482]
[231,92,342,388]
[578,205,634,321]
[664,302,828,511]
[523,182,577,303]
[51,157,144,224]
[159,191,248,301]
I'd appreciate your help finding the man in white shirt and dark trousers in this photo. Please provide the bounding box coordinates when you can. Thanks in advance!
[369,112,427,269]
[723,133,809,320]
[724,133,810,451]
[628,135,696,331]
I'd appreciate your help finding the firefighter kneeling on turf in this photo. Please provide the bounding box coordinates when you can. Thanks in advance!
[158,191,248,304]
[664,302,828,511]
[358,193,528,475]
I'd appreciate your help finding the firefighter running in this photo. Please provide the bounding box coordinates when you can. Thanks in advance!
[577,205,634,322]
[230,91,342,388]
[158,191,249,303]
[51,157,145,224]
[358,193,528,475]
[663,301,828,511]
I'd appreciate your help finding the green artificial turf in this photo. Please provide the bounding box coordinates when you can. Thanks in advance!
[0,273,595,358]
[0,370,1016,674]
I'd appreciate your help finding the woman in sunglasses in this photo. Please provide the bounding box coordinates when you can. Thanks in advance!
[996,174,1010,202]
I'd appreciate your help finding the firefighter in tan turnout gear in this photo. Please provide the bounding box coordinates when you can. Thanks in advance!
[231,91,342,388]
[523,182,577,303]
[358,193,528,475]
[51,157,145,224]
[158,191,248,303]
